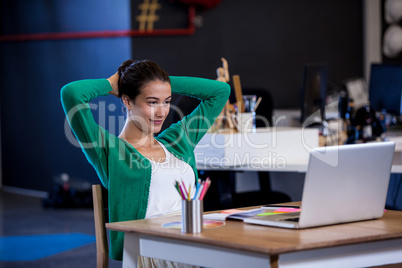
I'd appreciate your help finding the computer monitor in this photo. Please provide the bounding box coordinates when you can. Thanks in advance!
[369,63,402,115]
[300,63,329,123]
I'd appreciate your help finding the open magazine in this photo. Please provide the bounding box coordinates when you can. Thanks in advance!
[203,208,265,221]
[203,206,301,221]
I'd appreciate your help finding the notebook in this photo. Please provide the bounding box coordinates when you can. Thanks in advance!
[244,142,395,229]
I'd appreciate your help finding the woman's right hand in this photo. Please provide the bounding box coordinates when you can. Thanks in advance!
[107,72,120,97]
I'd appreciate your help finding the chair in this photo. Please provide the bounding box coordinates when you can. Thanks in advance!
[92,184,109,268]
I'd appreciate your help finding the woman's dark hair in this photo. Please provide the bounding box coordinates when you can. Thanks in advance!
[117,59,170,100]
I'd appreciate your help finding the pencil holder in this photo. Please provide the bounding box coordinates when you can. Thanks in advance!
[181,200,203,233]
[232,112,256,132]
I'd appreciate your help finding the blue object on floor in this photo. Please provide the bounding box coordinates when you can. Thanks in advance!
[0,233,96,261]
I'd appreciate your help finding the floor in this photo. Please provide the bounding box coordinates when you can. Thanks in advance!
[0,190,121,268]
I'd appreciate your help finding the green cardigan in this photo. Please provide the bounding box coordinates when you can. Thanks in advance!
[60,76,230,260]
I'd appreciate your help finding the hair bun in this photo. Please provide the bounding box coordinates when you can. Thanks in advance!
[116,59,170,101]
[117,59,135,77]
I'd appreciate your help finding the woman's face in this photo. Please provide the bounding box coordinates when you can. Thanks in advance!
[127,80,171,134]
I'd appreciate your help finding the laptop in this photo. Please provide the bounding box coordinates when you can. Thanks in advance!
[244,142,395,229]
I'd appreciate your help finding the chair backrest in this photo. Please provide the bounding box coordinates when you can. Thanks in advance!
[92,184,109,268]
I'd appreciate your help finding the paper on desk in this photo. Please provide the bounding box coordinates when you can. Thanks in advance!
[203,208,264,221]
[203,213,230,221]
[221,209,246,214]
[274,208,301,213]
[257,212,276,216]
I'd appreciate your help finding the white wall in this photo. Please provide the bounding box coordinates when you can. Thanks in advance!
[363,0,382,80]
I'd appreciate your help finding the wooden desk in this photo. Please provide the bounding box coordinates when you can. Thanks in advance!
[106,205,402,268]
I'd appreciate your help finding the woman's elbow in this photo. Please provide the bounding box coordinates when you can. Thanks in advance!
[60,82,80,106]
[219,82,231,100]
[60,84,72,106]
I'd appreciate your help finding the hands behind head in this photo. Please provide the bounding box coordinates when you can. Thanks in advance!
[107,72,120,97]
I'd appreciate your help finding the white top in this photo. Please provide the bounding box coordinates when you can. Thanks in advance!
[145,141,196,218]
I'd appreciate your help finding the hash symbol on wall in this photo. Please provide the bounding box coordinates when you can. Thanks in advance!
[136,0,161,31]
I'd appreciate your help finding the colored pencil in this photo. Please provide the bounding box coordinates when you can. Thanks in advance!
[178,183,186,200]
[174,181,182,198]
[199,179,211,200]
[188,185,192,201]
[175,178,211,200]
[193,179,201,200]
[181,180,189,198]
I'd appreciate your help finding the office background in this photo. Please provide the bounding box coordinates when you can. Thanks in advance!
[0,0,386,194]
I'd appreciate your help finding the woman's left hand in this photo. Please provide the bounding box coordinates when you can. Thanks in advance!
[107,72,120,97]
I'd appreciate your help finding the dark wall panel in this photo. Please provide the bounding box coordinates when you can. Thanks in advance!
[0,0,131,191]
[0,0,363,191]
[131,0,363,108]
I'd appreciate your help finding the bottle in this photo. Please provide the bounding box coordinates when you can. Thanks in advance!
[345,98,356,144]
[354,102,378,142]
[362,103,373,141]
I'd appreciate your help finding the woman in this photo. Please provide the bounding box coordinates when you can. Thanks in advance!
[61,59,230,263]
